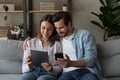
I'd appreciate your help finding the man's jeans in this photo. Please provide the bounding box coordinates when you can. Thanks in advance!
[18,67,58,80]
[58,69,98,80]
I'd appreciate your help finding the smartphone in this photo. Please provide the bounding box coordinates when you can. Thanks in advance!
[55,53,64,60]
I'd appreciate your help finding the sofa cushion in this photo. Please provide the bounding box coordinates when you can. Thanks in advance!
[97,39,120,77]
[0,74,20,80]
[0,39,23,74]
[107,77,120,80]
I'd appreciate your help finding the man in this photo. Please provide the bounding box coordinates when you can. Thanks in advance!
[23,11,102,80]
[52,11,102,80]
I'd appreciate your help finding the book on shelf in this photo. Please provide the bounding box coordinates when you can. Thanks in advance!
[40,2,55,10]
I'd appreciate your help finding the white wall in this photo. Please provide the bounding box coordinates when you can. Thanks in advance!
[72,0,104,43]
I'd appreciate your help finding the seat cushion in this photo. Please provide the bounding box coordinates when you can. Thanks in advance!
[0,74,21,80]
[107,77,120,80]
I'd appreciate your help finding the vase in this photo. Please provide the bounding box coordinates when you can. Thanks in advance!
[62,6,68,11]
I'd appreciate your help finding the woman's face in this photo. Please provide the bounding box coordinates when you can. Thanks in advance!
[40,21,54,39]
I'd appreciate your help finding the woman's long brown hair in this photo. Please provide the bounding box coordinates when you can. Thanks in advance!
[37,14,59,47]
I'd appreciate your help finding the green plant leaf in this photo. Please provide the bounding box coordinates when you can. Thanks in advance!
[91,21,104,29]
[63,4,67,6]
[99,0,105,6]
[112,15,120,24]
[105,0,116,7]
[91,12,99,17]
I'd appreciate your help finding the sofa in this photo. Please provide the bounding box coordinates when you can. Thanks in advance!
[0,39,120,80]
[97,39,120,80]
[0,39,23,80]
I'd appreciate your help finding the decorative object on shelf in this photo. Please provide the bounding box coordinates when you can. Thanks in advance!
[91,0,120,41]
[62,4,68,11]
[3,6,8,21]
[40,2,55,10]
[0,3,14,26]
[7,23,24,40]
[0,1,14,21]
[3,4,9,20]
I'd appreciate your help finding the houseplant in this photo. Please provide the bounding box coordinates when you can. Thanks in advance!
[91,0,120,41]
[62,4,68,11]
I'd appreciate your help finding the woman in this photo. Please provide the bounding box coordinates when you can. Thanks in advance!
[18,14,63,80]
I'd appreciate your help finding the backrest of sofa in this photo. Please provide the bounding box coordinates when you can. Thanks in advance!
[97,39,120,78]
[0,39,23,74]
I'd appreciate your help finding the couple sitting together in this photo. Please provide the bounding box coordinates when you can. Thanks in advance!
[18,11,103,80]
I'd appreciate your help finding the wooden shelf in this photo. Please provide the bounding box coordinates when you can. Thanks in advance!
[0,26,8,37]
[0,10,23,13]
[28,10,62,13]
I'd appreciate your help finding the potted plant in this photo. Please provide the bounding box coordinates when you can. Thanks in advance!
[62,4,68,11]
[91,0,120,41]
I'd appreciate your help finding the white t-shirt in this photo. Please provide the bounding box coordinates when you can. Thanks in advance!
[62,33,79,72]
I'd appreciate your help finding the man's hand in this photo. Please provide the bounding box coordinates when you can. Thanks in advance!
[41,62,53,72]
[55,54,71,68]
[26,54,33,68]
[56,54,86,68]
[23,37,31,50]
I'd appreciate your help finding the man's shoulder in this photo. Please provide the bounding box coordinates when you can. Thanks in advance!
[75,29,91,35]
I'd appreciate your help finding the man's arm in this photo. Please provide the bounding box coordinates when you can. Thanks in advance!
[23,37,31,50]
[55,54,86,68]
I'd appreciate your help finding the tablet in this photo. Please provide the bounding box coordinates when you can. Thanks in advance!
[31,50,48,67]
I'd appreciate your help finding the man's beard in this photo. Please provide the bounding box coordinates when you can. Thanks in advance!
[58,33,65,38]
[58,30,69,38]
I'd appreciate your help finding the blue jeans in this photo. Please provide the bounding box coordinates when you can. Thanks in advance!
[58,69,98,80]
[18,67,58,80]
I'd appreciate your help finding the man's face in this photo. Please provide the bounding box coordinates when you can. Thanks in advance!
[54,19,68,38]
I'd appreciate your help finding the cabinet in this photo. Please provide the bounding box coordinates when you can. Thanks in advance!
[0,0,24,40]
[24,0,71,38]
[0,0,71,39]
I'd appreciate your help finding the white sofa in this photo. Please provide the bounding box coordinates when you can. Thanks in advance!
[0,39,23,80]
[0,39,120,80]
[97,39,120,80]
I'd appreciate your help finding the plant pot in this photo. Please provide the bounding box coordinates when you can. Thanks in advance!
[62,6,68,11]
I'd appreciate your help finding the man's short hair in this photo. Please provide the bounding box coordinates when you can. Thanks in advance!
[52,11,72,26]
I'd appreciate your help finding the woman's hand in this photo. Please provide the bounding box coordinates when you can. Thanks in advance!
[26,54,33,68]
[41,62,53,72]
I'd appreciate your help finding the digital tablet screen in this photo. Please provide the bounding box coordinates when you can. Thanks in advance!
[31,50,48,67]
